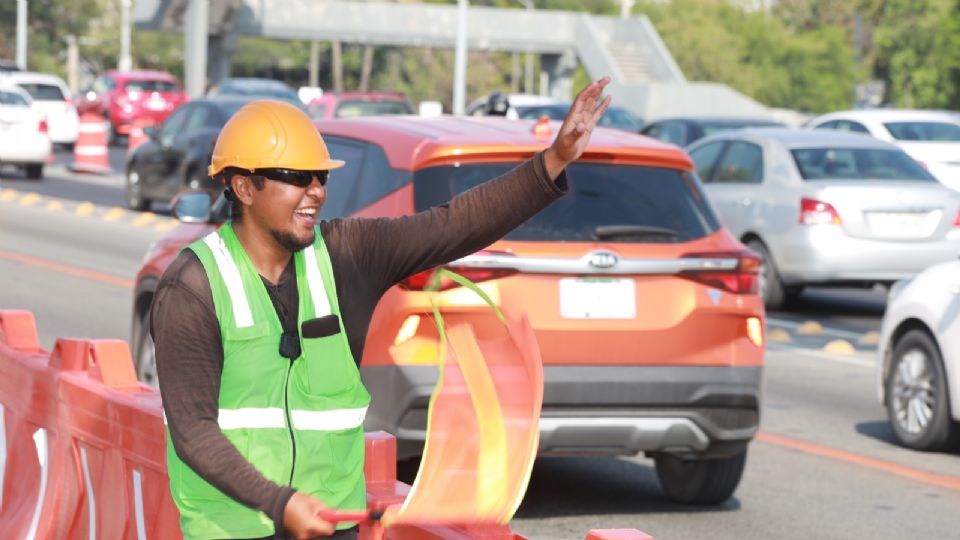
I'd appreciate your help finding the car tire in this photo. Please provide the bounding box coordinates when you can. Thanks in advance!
[886,329,960,451]
[745,239,786,310]
[135,311,159,389]
[24,164,43,180]
[126,167,150,211]
[654,448,747,505]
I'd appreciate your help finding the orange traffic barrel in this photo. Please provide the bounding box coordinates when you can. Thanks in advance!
[70,113,112,175]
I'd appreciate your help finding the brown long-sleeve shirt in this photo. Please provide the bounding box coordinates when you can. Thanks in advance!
[151,153,566,535]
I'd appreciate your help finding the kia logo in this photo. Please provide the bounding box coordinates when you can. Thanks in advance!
[588,251,619,268]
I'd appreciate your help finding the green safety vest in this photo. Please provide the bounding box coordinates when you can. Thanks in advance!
[166,221,370,539]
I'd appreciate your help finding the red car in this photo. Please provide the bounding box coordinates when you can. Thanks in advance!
[75,70,189,143]
[308,91,414,119]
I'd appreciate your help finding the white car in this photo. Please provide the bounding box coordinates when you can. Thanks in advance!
[3,71,78,147]
[0,84,52,179]
[464,92,559,119]
[808,109,960,191]
[878,259,960,451]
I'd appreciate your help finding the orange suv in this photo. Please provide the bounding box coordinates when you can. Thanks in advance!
[133,115,765,504]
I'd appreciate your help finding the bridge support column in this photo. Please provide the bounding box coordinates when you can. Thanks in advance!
[540,49,577,101]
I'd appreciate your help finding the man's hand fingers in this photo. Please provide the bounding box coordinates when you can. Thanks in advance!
[591,95,613,125]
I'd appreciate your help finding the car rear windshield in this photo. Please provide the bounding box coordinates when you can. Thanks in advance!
[791,147,936,181]
[335,100,412,118]
[17,83,65,101]
[0,90,28,106]
[883,121,960,142]
[124,80,179,93]
[413,162,720,243]
[701,121,779,137]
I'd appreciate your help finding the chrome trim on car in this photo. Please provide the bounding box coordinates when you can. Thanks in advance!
[538,417,711,453]
[450,253,739,275]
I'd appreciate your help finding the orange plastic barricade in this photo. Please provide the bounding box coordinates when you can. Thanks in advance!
[386,310,543,527]
[70,112,112,175]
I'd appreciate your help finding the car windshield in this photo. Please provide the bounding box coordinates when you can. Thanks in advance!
[883,121,960,142]
[791,147,937,181]
[701,121,778,137]
[0,90,29,106]
[17,83,65,101]
[125,80,179,92]
[335,100,412,118]
[414,163,720,243]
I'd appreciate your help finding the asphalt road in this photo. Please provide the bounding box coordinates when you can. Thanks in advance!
[2,169,959,539]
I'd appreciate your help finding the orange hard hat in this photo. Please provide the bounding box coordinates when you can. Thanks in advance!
[208,100,344,176]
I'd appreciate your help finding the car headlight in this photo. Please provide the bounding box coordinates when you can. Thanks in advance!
[887,278,913,303]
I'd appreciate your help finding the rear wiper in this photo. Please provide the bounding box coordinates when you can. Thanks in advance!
[592,225,680,240]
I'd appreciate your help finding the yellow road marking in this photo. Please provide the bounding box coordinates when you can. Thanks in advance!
[768,328,792,343]
[103,207,126,221]
[132,212,156,227]
[823,339,855,355]
[0,189,17,202]
[18,193,40,206]
[796,321,824,335]
[858,331,881,346]
[76,202,95,217]
[47,200,63,211]
[154,219,178,232]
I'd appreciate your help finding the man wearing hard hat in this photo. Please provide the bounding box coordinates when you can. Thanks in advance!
[152,78,611,540]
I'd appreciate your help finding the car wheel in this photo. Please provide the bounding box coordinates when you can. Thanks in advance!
[745,239,786,310]
[135,312,159,389]
[886,329,959,451]
[126,167,149,211]
[654,448,747,505]
[24,164,43,180]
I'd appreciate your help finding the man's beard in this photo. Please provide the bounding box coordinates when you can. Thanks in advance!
[271,228,314,252]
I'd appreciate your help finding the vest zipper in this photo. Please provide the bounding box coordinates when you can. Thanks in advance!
[284,359,297,486]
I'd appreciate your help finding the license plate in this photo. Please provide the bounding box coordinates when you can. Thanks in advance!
[145,98,166,111]
[559,278,636,319]
[866,210,940,238]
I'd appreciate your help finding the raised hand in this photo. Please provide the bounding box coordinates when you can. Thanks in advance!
[544,76,613,179]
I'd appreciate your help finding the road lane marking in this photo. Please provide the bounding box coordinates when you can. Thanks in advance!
[18,193,40,206]
[767,317,869,341]
[155,220,178,232]
[103,207,126,221]
[132,212,156,227]
[757,431,960,492]
[0,249,133,288]
[75,202,95,217]
[767,344,874,368]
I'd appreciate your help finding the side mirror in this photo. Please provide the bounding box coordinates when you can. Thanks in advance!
[143,125,158,139]
[171,190,212,223]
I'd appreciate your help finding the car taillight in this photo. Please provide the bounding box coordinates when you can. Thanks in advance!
[400,250,519,291]
[679,250,761,294]
[954,209,960,227]
[799,197,842,225]
[38,119,48,133]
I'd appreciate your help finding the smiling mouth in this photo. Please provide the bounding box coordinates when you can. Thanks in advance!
[295,208,318,220]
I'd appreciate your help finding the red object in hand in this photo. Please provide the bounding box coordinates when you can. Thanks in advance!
[316,509,384,524]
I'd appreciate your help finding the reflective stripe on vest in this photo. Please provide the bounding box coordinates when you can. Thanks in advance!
[303,244,332,317]
[202,232,254,328]
[217,407,368,431]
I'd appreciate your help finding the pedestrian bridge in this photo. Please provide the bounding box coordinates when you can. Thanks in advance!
[134,0,769,121]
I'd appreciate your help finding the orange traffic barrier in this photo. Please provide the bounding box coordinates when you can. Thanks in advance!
[0,309,655,540]
[70,112,112,175]
[127,117,155,158]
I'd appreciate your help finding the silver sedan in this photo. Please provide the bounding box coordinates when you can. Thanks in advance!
[686,128,960,309]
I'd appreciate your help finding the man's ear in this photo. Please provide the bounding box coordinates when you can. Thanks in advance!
[231,174,256,206]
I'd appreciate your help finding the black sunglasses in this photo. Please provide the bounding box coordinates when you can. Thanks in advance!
[222,167,329,188]
[251,168,330,188]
